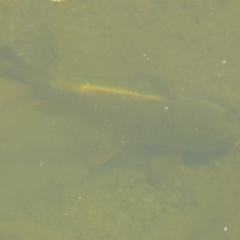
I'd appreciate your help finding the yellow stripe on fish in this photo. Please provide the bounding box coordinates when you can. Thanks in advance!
[77,84,167,103]
[49,80,167,103]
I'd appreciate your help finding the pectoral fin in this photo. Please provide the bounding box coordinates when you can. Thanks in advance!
[91,138,127,165]
[150,153,182,188]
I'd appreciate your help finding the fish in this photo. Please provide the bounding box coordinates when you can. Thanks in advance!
[0,47,239,165]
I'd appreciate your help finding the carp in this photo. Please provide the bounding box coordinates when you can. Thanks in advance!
[0,47,239,165]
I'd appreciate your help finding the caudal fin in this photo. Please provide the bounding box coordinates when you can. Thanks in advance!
[0,47,47,84]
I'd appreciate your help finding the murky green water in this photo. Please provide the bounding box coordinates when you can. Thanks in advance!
[0,0,240,239]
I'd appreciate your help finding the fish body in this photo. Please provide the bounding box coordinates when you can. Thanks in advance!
[49,79,240,163]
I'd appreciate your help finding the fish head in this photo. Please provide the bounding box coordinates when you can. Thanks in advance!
[188,102,240,153]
